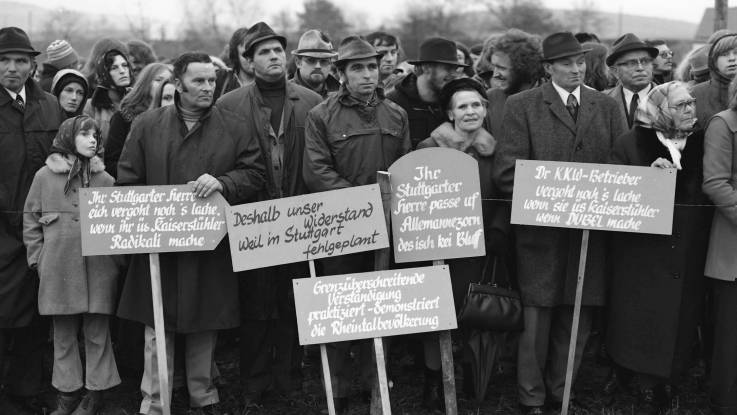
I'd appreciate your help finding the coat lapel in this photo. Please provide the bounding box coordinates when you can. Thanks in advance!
[575,87,598,147]
[542,83,576,135]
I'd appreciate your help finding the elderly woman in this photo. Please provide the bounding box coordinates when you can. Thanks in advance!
[606,81,712,412]
[83,48,133,145]
[703,76,737,415]
[417,77,510,408]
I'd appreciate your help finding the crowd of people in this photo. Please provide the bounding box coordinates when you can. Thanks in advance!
[1,15,737,415]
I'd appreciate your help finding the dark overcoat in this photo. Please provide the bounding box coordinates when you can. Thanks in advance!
[0,80,62,327]
[604,82,656,129]
[115,103,265,332]
[386,73,446,149]
[606,126,712,378]
[493,82,627,307]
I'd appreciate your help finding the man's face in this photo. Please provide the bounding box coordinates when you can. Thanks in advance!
[340,57,379,100]
[652,44,674,74]
[612,50,653,92]
[374,43,398,77]
[544,54,585,92]
[296,55,331,88]
[236,41,255,77]
[0,53,33,93]
[423,63,458,94]
[490,51,513,91]
[130,56,145,78]
[175,62,216,110]
[248,39,286,82]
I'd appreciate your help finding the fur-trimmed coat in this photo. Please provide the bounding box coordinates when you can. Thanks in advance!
[23,154,119,315]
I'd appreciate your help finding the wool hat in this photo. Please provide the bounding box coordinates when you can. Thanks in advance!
[334,36,381,65]
[46,39,79,69]
[542,32,590,62]
[408,37,467,67]
[51,68,89,96]
[439,77,487,111]
[690,44,709,78]
[605,33,658,66]
[242,22,286,57]
[0,26,40,56]
[292,30,337,59]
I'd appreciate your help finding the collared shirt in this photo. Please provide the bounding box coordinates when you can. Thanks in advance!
[623,83,652,109]
[551,81,581,106]
[4,86,26,103]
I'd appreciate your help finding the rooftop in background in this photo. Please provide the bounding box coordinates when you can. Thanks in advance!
[695,7,737,42]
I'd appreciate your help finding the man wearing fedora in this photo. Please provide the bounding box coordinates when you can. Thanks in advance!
[0,26,62,413]
[217,21,322,409]
[289,29,340,99]
[493,32,626,414]
[605,33,659,129]
[303,35,410,414]
[387,37,464,149]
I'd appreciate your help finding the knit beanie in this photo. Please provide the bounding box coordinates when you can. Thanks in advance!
[46,40,79,70]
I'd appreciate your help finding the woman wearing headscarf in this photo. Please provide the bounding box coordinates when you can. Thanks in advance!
[692,33,737,130]
[23,115,120,415]
[83,49,133,145]
[606,81,712,413]
[51,69,89,119]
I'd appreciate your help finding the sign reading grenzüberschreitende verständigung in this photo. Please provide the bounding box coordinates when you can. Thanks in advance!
[511,160,677,235]
[226,184,389,272]
[293,265,457,345]
[79,185,228,256]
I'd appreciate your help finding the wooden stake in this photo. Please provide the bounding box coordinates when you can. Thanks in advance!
[561,230,590,415]
[149,253,171,415]
[433,259,458,415]
[311,260,336,415]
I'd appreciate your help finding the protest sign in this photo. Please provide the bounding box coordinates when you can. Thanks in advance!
[226,184,389,271]
[511,160,676,235]
[388,147,485,262]
[79,185,228,256]
[293,265,456,345]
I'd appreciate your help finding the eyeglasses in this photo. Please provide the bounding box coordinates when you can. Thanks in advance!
[303,57,331,66]
[659,50,674,58]
[669,98,696,111]
[616,57,653,69]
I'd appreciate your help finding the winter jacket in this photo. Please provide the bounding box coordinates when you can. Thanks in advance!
[289,72,341,100]
[386,73,446,149]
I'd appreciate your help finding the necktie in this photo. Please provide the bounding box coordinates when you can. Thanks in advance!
[15,94,24,111]
[628,93,639,128]
[566,94,578,122]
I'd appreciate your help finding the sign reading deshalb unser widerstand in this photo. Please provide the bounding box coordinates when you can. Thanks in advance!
[511,160,677,235]
[293,265,457,345]
[79,185,228,256]
[226,184,389,271]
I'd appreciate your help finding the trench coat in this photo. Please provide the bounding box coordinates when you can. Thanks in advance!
[386,73,447,149]
[0,79,62,327]
[23,154,119,315]
[493,82,627,307]
[115,103,265,332]
[606,126,712,378]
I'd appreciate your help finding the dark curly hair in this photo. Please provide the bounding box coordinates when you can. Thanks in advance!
[492,29,543,86]
[583,42,611,91]
[227,27,250,74]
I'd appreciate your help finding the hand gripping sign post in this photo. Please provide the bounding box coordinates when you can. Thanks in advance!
[388,147,487,415]
[226,184,395,415]
[511,160,676,415]
[80,185,229,415]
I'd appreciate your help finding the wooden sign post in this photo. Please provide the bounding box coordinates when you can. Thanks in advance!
[510,160,677,415]
[79,185,229,415]
[388,148,488,415]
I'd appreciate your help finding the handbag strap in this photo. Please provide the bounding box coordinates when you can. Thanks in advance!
[480,255,512,289]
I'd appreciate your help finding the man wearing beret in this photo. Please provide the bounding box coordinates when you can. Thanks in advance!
[0,26,62,413]
[605,33,659,129]
[303,35,410,414]
[216,21,322,409]
[493,32,626,414]
[289,29,340,99]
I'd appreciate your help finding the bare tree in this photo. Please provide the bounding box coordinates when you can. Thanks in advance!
[124,0,151,41]
[42,8,83,41]
[297,0,350,40]
[565,0,605,34]
[483,0,563,35]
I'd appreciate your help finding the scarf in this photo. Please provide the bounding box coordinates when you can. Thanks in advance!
[48,115,103,194]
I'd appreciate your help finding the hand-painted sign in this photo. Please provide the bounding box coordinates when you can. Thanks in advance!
[388,147,485,262]
[511,160,676,234]
[293,265,457,345]
[226,184,389,271]
[79,185,228,255]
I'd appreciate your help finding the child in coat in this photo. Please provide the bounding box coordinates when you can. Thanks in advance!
[23,115,120,415]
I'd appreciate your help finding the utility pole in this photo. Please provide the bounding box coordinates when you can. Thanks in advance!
[716,0,728,31]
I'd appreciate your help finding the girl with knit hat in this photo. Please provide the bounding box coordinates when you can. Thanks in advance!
[83,49,133,146]
[40,39,80,92]
[51,69,89,119]
[23,115,120,415]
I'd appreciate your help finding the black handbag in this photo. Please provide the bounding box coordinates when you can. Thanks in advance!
[457,256,524,331]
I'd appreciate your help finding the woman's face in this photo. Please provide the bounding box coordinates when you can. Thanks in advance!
[150,69,172,101]
[160,83,176,107]
[456,49,466,74]
[58,82,85,113]
[109,55,131,88]
[74,129,98,158]
[668,86,697,131]
[448,90,487,133]
[716,48,737,78]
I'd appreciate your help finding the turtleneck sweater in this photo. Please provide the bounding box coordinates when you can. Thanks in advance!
[178,103,206,131]
[255,76,286,133]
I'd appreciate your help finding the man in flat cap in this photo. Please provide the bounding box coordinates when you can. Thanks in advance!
[0,26,62,413]
[217,21,322,409]
[493,32,626,414]
[303,35,410,414]
[289,29,340,99]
